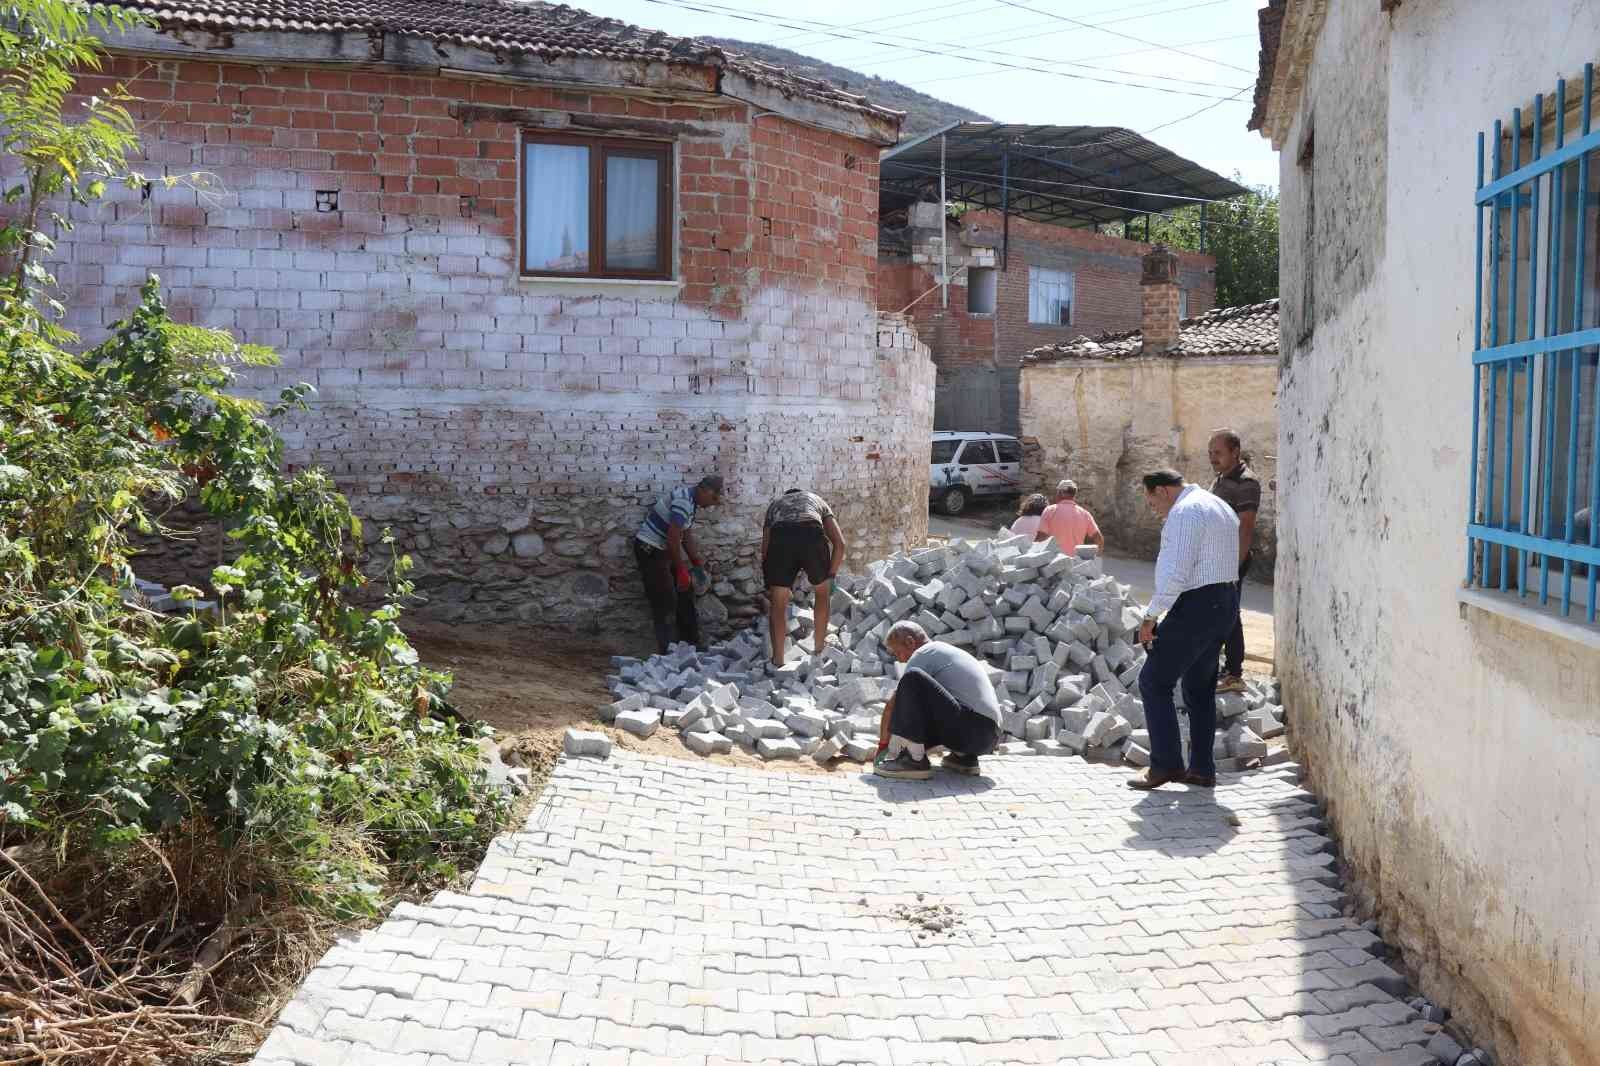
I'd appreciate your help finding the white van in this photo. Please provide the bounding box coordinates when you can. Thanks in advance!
[929,431,1025,515]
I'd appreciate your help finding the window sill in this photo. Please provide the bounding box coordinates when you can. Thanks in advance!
[1457,587,1600,652]
[516,276,683,299]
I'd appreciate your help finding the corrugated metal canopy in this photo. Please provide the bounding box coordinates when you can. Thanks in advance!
[881,122,1248,228]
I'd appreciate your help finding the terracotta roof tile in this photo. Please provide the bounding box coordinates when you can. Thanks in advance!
[101,0,901,122]
[1024,298,1279,364]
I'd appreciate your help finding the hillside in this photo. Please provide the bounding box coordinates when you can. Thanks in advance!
[704,36,989,139]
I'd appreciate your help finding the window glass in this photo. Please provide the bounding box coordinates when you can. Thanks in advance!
[524,142,589,273]
[605,154,661,271]
[994,439,1023,463]
[960,440,997,465]
[931,440,960,464]
[1028,267,1075,325]
[967,267,997,314]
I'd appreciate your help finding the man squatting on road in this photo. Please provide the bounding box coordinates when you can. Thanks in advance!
[632,475,722,655]
[872,621,1002,780]
[761,489,847,667]
[1128,468,1241,791]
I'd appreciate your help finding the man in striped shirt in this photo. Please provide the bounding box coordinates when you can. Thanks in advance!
[1128,468,1241,791]
[634,475,723,653]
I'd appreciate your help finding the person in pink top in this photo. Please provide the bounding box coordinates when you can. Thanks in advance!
[1035,480,1104,552]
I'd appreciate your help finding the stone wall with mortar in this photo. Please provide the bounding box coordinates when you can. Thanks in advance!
[1265,2,1600,1064]
[27,54,934,627]
[1019,355,1278,571]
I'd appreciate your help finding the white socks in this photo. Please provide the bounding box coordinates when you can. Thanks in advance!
[886,736,926,761]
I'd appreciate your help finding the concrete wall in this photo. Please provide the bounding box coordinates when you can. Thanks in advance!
[1019,356,1277,568]
[880,210,1215,434]
[1271,2,1600,1063]
[30,54,934,626]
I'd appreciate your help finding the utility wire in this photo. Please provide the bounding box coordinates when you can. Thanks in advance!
[640,0,1253,101]
[826,0,1235,70]
[906,33,1255,87]
[991,0,1257,75]
[759,0,981,49]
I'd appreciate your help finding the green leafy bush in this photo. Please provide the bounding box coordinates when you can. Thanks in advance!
[0,0,503,920]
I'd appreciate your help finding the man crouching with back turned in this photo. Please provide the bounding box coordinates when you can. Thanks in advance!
[874,621,1001,780]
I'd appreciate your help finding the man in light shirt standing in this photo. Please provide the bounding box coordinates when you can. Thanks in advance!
[1034,479,1104,553]
[1128,468,1240,791]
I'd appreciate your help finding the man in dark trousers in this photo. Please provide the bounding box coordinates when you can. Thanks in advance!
[874,621,1002,780]
[1129,469,1240,791]
[1208,429,1262,693]
[633,475,723,653]
[760,488,847,666]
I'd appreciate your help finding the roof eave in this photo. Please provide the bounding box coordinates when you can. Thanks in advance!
[719,69,902,146]
[1252,0,1329,149]
[98,22,727,97]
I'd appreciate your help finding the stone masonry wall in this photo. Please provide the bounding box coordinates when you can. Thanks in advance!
[1019,356,1278,571]
[1271,2,1599,1063]
[29,55,934,626]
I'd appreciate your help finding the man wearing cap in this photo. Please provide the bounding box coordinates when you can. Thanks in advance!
[633,475,723,654]
[1128,468,1239,791]
[761,488,847,667]
[1034,479,1104,553]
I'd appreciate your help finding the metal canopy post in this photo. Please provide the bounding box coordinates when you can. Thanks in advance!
[940,133,948,309]
[1000,143,1011,271]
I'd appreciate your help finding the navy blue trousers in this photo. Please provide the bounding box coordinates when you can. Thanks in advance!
[1138,582,1239,776]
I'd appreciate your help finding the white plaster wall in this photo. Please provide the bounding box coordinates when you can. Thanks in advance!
[1275,3,1600,1062]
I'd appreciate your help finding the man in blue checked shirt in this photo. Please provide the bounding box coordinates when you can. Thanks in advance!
[1128,468,1240,791]
[633,475,723,654]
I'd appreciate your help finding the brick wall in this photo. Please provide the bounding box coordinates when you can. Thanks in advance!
[27,55,934,626]
[879,208,1215,433]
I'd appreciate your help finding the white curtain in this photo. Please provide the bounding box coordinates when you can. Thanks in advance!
[605,155,660,271]
[524,144,589,271]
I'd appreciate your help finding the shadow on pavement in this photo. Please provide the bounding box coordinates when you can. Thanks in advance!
[1122,788,1241,857]
[857,769,999,803]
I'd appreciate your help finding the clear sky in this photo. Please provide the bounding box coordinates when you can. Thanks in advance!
[588,0,1279,190]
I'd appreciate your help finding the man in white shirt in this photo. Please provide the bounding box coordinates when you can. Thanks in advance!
[873,622,1002,780]
[1128,468,1240,791]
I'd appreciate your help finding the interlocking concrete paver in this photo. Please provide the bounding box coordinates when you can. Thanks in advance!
[252,753,1434,1065]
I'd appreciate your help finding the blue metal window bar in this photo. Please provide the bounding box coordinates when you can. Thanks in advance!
[1469,65,1600,622]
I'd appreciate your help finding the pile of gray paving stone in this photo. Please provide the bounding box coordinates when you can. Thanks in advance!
[577,533,1286,769]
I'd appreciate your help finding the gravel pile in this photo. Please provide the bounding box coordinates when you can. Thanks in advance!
[591,534,1285,769]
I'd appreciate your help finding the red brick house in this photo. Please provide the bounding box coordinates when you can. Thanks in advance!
[39,0,936,625]
[879,207,1218,431]
[876,123,1241,433]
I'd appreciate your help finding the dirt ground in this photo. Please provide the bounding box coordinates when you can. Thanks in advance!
[406,602,1276,784]
[402,619,843,777]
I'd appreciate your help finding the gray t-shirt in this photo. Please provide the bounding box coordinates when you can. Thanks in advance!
[904,641,1002,725]
[764,490,834,530]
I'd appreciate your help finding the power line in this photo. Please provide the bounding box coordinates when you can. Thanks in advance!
[826,0,1234,70]
[990,0,1257,75]
[640,0,1252,101]
[758,0,982,49]
[1143,84,1253,135]
[905,33,1255,87]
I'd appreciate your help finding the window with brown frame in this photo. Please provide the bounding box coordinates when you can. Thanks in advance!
[520,131,673,280]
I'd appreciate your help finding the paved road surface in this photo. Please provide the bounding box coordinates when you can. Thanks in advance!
[254,752,1439,1066]
[928,507,1275,617]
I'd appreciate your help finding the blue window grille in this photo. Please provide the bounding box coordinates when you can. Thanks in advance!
[1469,64,1600,622]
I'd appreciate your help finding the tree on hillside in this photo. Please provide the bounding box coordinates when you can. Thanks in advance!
[1102,179,1280,309]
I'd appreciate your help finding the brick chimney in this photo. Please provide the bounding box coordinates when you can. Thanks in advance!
[1139,244,1181,354]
